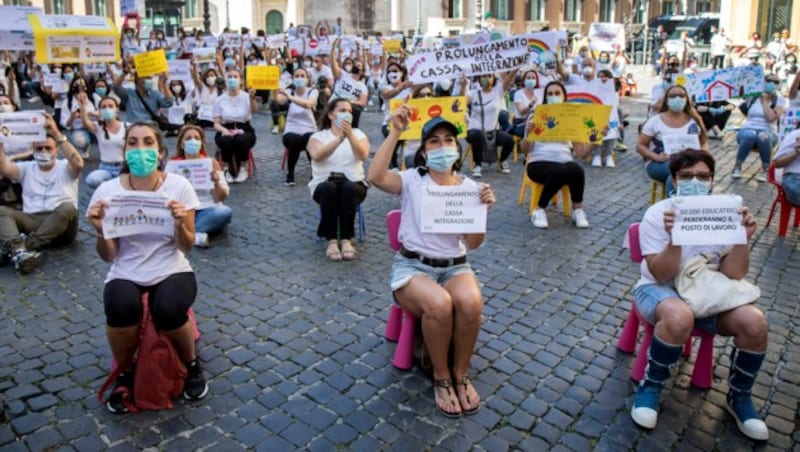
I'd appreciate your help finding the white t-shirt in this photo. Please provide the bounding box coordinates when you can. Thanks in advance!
[381,84,413,125]
[774,128,800,175]
[17,160,79,214]
[397,169,478,259]
[309,65,333,85]
[512,89,537,119]
[468,84,504,131]
[636,198,732,289]
[332,74,367,104]
[307,128,367,195]
[527,141,573,164]
[641,114,702,157]
[742,96,785,133]
[88,173,200,286]
[284,88,319,135]
[60,97,97,130]
[95,122,126,164]
[212,91,252,124]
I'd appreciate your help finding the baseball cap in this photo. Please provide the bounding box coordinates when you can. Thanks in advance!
[421,117,459,142]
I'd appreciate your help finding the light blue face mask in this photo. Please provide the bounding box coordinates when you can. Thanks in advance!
[676,177,711,196]
[667,96,686,112]
[425,146,460,172]
[95,87,108,96]
[226,78,239,90]
[333,111,352,128]
[292,78,307,89]
[183,139,202,156]
[524,79,536,89]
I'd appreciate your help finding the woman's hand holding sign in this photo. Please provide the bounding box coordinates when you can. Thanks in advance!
[740,207,757,241]
[479,183,496,209]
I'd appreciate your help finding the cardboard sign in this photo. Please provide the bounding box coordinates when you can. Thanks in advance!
[0,5,42,51]
[527,103,612,144]
[566,82,620,140]
[246,65,280,90]
[588,23,626,52]
[0,111,46,144]
[671,195,746,246]
[406,36,530,84]
[681,65,765,103]
[383,39,402,54]
[389,96,468,140]
[28,14,119,63]
[419,186,487,234]
[164,158,213,191]
[662,134,701,155]
[101,191,174,239]
[779,108,800,141]
[133,49,168,78]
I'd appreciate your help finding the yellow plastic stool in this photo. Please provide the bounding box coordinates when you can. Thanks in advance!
[650,180,666,205]
[512,136,520,163]
[278,114,286,133]
[518,173,571,216]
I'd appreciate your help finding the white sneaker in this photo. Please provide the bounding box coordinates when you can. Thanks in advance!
[471,166,482,178]
[605,155,616,168]
[236,169,249,183]
[271,125,279,134]
[500,161,511,174]
[194,232,209,248]
[225,171,234,184]
[571,208,589,228]
[531,208,548,228]
[631,404,659,429]
[755,171,767,182]
[591,155,602,167]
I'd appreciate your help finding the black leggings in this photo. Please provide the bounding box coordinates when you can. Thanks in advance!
[467,129,514,165]
[351,104,363,128]
[282,132,314,176]
[526,161,585,208]
[313,180,367,240]
[215,128,256,178]
[104,272,197,331]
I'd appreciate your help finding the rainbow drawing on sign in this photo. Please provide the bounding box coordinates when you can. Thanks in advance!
[527,39,549,54]
[567,93,603,104]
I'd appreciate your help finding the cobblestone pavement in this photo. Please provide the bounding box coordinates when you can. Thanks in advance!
[1,81,799,451]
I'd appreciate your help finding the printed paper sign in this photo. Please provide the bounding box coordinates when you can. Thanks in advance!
[0,5,42,51]
[662,134,701,154]
[43,73,66,93]
[369,43,383,55]
[246,65,280,90]
[389,96,468,140]
[671,195,746,246]
[525,30,568,65]
[133,49,168,78]
[588,23,626,52]
[267,34,284,49]
[164,158,213,191]
[192,47,216,64]
[102,191,174,239]
[680,65,765,103]
[383,39,402,54]
[28,14,119,63]
[167,59,192,82]
[0,111,46,144]
[419,186,487,234]
[527,104,612,144]
[406,36,530,84]
[779,108,800,141]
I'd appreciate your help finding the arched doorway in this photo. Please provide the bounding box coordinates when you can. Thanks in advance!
[266,10,283,34]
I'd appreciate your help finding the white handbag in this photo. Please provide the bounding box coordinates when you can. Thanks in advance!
[674,253,761,318]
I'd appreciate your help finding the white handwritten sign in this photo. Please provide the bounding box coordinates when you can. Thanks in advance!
[419,186,487,234]
[779,107,800,141]
[43,73,66,93]
[102,191,174,239]
[0,111,46,144]
[680,65,765,103]
[167,59,191,82]
[588,23,626,52]
[672,195,746,246]
[164,158,213,191]
[662,134,701,155]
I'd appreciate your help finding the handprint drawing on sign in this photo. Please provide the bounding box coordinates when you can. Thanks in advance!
[588,128,604,142]
[583,117,596,129]
[454,122,466,135]
[545,116,558,129]
[533,123,545,135]
[451,99,463,113]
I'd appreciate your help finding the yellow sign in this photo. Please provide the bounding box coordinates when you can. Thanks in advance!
[389,96,468,140]
[28,14,119,64]
[246,65,280,90]
[383,39,402,54]
[133,49,169,78]
[526,103,612,144]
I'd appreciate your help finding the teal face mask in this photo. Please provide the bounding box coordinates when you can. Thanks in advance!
[676,177,711,196]
[425,146,459,172]
[125,148,160,178]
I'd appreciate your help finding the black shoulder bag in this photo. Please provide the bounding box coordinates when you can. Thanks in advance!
[134,88,171,131]
[477,89,498,163]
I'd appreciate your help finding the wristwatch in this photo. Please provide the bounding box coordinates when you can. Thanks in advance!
[57,135,68,144]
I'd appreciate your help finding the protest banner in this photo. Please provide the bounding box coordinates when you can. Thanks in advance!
[566,82,620,139]
[389,96,468,140]
[164,158,213,191]
[0,111,46,144]
[419,186,487,234]
[133,49,168,78]
[101,191,174,240]
[192,47,216,64]
[267,33,284,49]
[662,134,701,154]
[167,59,192,82]
[680,65,765,103]
[339,35,358,54]
[527,103,612,144]
[406,36,530,84]
[28,14,119,63]
[779,108,800,141]
[671,195,746,246]
[525,30,568,65]
[0,5,42,51]
[246,65,280,90]
[43,73,66,93]
[588,23,626,52]
[383,39,402,54]
[222,34,241,49]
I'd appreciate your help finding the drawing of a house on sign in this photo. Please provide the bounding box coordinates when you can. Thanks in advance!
[706,79,734,101]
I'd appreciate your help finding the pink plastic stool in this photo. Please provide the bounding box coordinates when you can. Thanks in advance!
[384,210,416,370]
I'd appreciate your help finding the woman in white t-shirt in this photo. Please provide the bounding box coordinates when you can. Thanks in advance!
[462,69,517,178]
[276,67,319,187]
[773,126,800,205]
[786,71,800,109]
[306,99,369,261]
[369,111,495,418]
[330,43,368,127]
[733,74,785,181]
[510,70,540,139]
[86,122,208,414]
[61,75,96,158]
[82,97,126,189]
[379,62,414,169]
[191,66,221,128]
[637,84,708,195]
[213,69,257,183]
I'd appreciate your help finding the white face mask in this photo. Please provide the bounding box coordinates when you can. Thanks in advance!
[172,85,183,94]
[206,76,216,86]
[34,151,54,167]
[0,104,13,113]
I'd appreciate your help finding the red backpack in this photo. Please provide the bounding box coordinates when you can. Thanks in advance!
[98,294,187,412]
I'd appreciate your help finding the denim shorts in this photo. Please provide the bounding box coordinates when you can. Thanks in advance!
[633,283,717,334]
[389,253,475,292]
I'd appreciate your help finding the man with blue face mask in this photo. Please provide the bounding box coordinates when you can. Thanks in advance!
[0,114,83,273]
[112,65,173,123]
[630,149,769,442]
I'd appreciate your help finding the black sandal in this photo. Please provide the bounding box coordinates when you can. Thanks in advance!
[455,376,481,415]
[433,378,462,418]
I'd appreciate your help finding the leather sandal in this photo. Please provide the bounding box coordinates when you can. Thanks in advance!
[455,375,480,415]
[325,241,342,261]
[340,240,356,260]
[433,378,462,418]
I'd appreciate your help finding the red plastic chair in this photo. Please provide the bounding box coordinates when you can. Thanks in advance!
[617,222,715,389]
[215,149,255,178]
[766,165,800,237]
[384,210,416,370]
